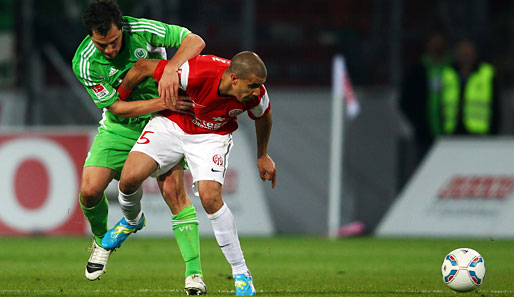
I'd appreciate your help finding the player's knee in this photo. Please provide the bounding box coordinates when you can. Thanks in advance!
[199,190,223,214]
[119,171,143,194]
[79,183,103,207]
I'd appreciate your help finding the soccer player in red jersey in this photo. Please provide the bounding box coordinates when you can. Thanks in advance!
[105,51,276,296]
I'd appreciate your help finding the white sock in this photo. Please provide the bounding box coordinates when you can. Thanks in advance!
[207,203,248,275]
[118,185,143,225]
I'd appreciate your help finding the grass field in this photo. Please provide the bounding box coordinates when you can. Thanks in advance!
[0,236,513,297]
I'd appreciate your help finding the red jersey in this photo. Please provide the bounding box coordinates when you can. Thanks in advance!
[159,55,270,135]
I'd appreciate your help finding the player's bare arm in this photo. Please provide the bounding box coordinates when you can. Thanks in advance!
[159,33,205,108]
[107,97,166,118]
[119,58,159,91]
[255,111,276,188]
[118,58,195,114]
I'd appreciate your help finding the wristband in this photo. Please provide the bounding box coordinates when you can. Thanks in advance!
[117,84,131,101]
[153,59,170,82]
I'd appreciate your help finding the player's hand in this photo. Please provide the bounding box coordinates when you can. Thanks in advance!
[158,67,179,109]
[170,95,195,116]
[257,154,276,188]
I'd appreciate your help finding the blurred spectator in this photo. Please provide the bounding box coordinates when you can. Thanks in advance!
[400,28,451,163]
[439,39,500,136]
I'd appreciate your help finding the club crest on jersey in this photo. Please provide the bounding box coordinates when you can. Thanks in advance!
[228,109,244,117]
[134,48,148,58]
[92,84,109,99]
[213,154,224,166]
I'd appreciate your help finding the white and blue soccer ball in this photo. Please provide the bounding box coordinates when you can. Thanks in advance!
[441,248,486,293]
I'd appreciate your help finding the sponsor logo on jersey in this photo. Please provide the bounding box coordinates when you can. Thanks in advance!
[192,118,227,130]
[213,154,224,166]
[92,84,109,99]
[134,48,148,58]
[212,116,225,122]
[228,109,244,117]
[109,67,119,76]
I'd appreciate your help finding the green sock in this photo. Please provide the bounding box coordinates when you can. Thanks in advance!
[172,205,202,277]
[80,193,109,247]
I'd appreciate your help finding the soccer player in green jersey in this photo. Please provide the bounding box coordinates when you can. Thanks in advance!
[72,0,206,294]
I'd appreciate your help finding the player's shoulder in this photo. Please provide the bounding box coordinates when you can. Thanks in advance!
[72,36,97,70]
[73,36,93,60]
[185,55,228,80]
[189,55,230,71]
[122,16,166,37]
[195,55,231,65]
[123,15,161,27]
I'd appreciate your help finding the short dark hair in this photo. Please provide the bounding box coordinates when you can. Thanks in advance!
[83,0,123,36]
[228,51,267,80]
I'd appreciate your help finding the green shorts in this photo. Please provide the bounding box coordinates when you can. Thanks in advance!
[84,130,137,180]
[85,129,188,180]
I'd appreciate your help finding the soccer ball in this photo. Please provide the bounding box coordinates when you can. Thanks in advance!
[441,248,486,292]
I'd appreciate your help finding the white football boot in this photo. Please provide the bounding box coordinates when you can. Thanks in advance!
[85,240,112,281]
[185,274,207,295]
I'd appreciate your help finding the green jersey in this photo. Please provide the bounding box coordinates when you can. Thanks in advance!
[72,16,191,138]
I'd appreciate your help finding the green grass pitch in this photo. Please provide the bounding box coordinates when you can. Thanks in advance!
[0,236,513,296]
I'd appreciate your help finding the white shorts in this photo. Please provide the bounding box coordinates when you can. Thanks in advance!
[131,115,233,193]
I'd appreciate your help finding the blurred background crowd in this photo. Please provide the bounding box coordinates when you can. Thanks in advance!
[2,1,514,86]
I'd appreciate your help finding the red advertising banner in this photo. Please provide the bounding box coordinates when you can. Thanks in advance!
[0,132,90,235]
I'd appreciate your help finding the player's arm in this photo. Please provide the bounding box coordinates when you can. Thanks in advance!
[118,58,160,92]
[117,58,194,114]
[255,111,276,188]
[72,54,168,118]
[159,33,205,107]
[107,98,166,118]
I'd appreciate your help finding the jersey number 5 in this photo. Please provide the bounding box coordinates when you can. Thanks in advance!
[137,131,154,144]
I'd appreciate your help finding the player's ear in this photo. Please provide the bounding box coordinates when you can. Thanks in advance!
[230,73,239,86]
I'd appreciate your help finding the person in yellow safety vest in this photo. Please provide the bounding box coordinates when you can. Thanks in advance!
[440,39,500,135]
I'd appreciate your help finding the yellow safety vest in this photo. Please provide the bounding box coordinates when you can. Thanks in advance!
[441,63,494,134]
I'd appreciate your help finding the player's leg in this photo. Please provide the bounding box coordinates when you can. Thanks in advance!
[198,181,247,274]
[82,128,139,241]
[101,151,157,249]
[184,131,255,296]
[198,181,255,296]
[118,151,158,222]
[80,166,117,244]
[79,166,117,281]
[103,115,185,249]
[81,126,144,279]
[157,165,206,295]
